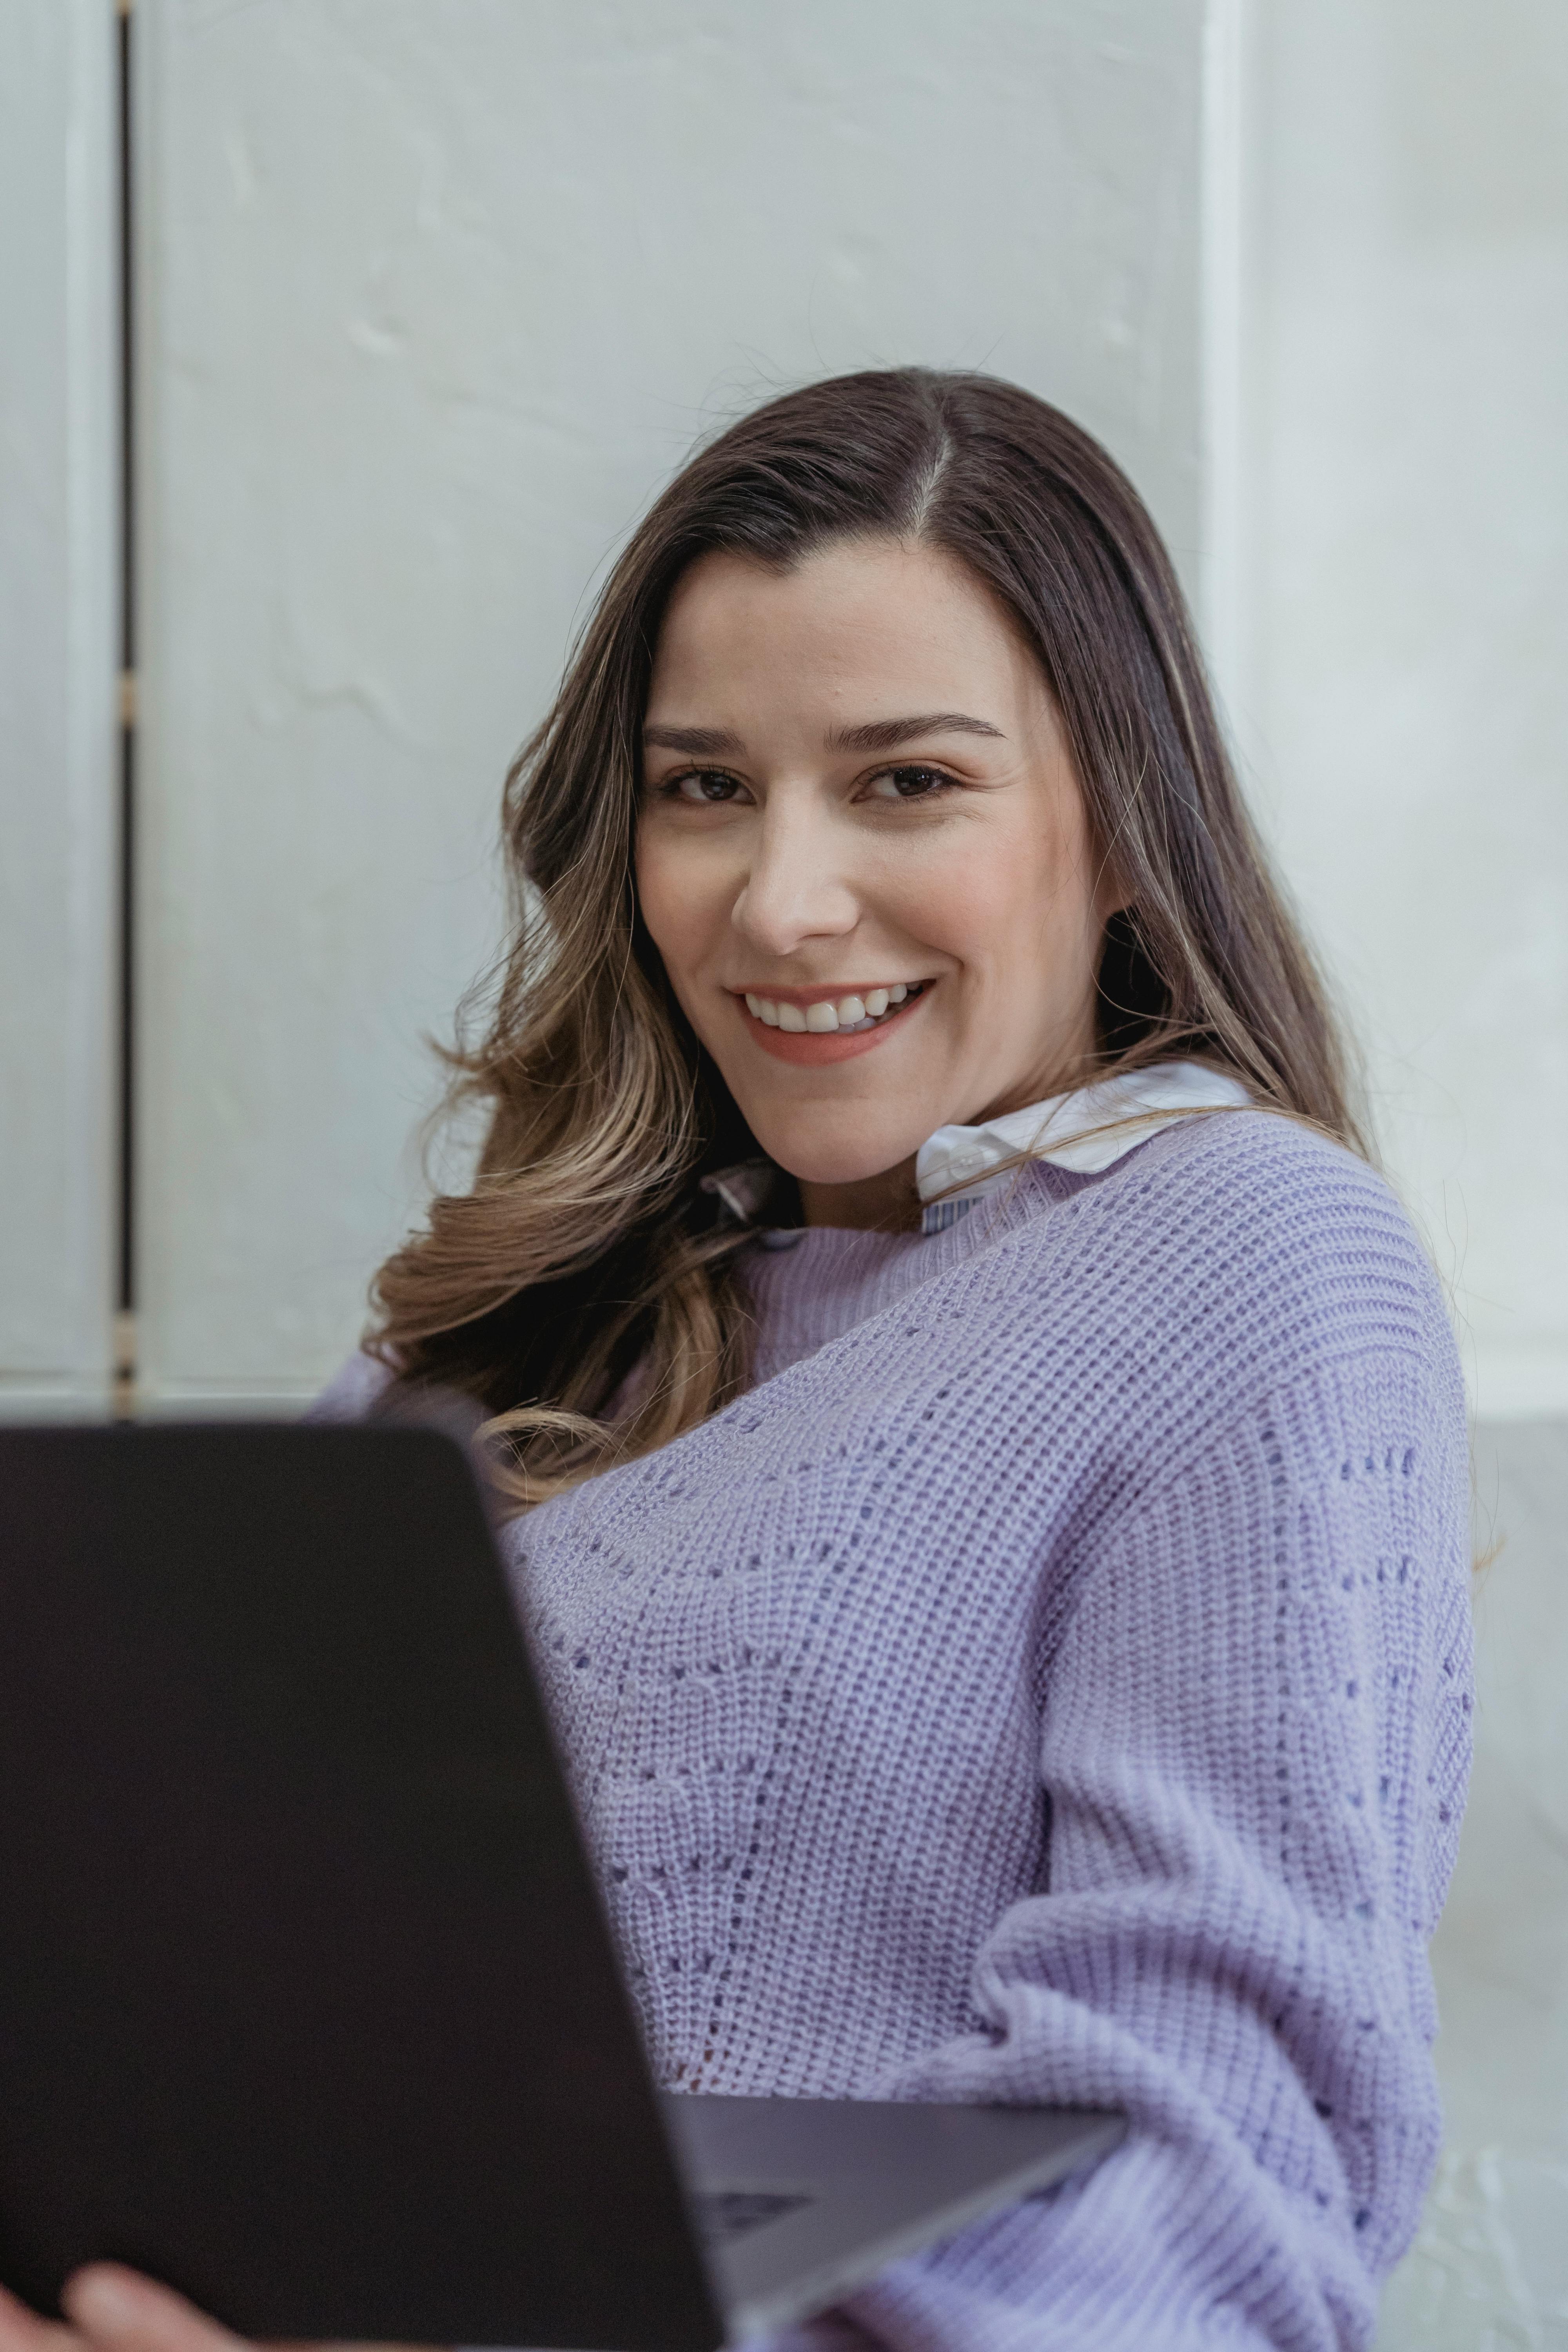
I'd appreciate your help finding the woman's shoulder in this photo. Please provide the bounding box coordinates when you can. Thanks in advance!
[925,1110,1466,1543]
[1100,1102,1418,1260]
[985,1106,1455,1394]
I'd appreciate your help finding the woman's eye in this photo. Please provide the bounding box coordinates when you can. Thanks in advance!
[668,769,745,804]
[865,764,957,802]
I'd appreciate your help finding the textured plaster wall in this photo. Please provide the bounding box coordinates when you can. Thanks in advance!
[0,0,117,1405]
[1239,0,1568,1426]
[133,0,1206,1401]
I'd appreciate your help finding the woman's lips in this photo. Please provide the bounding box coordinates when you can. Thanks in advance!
[735,982,932,1065]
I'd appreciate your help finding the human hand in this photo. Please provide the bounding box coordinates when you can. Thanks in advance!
[0,2265,436,2352]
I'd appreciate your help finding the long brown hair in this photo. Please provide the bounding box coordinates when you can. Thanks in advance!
[370,368,1361,1506]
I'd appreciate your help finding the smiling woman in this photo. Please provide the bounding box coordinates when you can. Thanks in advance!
[365,369,1358,1503]
[35,371,1468,2352]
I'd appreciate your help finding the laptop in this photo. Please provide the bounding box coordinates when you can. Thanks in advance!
[0,1422,1123,2348]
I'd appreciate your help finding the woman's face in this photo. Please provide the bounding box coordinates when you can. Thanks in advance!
[635,535,1118,1226]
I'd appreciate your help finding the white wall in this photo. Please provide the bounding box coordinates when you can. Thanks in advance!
[0,0,118,1412]
[1237,0,1568,1424]
[9,3,1563,1426]
[131,0,1208,1408]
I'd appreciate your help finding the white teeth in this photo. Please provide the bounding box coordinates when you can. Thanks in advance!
[742,982,923,1033]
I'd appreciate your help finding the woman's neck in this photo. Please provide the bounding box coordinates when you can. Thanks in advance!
[792,1050,1102,1233]
[798,1157,922,1233]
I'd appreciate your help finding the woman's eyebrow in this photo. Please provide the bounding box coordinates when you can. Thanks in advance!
[827,712,1005,752]
[641,713,1005,758]
[642,724,746,755]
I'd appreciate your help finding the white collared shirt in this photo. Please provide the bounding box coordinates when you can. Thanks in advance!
[914,1060,1252,1232]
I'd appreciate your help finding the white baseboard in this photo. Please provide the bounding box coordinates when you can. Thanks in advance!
[136,1387,321,1421]
[0,1378,114,1421]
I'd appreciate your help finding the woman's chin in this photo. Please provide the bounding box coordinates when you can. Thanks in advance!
[744,1115,927,1192]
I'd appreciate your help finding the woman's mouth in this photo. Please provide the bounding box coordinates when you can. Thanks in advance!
[742,980,928,1034]
[732,980,932,1064]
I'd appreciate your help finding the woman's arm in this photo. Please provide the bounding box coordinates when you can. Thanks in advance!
[819,1348,1473,2352]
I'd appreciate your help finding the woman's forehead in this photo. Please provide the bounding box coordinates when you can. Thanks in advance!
[646,539,1047,733]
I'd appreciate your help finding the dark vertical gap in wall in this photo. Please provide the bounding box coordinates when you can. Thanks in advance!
[114,0,137,1411]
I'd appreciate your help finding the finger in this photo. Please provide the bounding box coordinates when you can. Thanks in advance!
[0,2278,79,2352]
[60,2270,243,2352]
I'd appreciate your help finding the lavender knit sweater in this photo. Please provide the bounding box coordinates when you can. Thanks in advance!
[320,1111,1473,2351]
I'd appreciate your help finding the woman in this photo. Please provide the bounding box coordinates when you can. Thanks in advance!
[7,372,1472,2352]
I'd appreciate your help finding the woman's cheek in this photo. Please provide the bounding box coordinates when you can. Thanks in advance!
[642,828,740,961]
[633,834,697,980]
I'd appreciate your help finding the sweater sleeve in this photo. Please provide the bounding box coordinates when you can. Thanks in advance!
[800,1349,1473,2352]
[300,1348,395,1421]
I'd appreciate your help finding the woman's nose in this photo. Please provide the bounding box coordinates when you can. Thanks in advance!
[730,803,859,956]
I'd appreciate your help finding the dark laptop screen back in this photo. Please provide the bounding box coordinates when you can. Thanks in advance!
[0,1423,722,2351]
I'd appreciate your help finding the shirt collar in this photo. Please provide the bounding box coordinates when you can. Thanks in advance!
[914,1061,1252,1233]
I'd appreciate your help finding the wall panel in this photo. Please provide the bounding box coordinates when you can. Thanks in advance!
[0,0,118,1412]
[1239,0,1568,1423]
